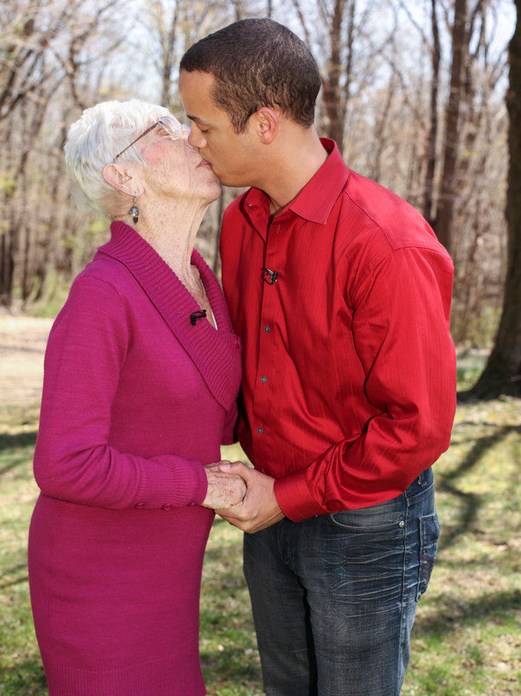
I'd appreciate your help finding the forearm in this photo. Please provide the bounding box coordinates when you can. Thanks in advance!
[274,403,455,521]
[34,441,209,510]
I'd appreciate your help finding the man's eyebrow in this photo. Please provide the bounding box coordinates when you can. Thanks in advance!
[186,115,209,125]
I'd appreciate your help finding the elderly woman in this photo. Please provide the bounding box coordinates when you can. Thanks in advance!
[28,100,244,696]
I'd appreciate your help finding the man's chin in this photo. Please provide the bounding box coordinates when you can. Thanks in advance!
[216,174,243,188]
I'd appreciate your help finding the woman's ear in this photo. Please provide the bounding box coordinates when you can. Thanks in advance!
[253,107,280,144]
[102,163,145,196]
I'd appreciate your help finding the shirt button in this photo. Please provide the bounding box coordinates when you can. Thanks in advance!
[260,375,268,383]
[161,504,174,511]
[264,325,271,333]
[135,503,145,509]
[257,427,264,435]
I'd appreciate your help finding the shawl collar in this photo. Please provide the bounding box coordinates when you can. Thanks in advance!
[97,222,241,411]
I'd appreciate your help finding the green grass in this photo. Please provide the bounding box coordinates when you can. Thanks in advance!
[0,404,47,695]
[1,396,520,695]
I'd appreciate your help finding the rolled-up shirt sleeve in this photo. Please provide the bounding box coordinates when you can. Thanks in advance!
[275,246,456,520]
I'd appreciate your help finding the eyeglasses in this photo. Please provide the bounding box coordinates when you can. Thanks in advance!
[112,115,187,163]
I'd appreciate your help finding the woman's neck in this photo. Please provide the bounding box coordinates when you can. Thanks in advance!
[122,195,210,282]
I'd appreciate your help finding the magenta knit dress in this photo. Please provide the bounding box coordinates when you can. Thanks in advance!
[28,222,242,696]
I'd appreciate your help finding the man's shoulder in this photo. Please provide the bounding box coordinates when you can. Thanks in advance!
[341,169,444,254]
[344,169,422,228]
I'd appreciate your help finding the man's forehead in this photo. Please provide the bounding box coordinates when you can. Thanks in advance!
[180,73,231,125]
[179,69,215,93]
[180,73,214,106]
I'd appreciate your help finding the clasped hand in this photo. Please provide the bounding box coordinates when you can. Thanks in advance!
[203,461,284,533]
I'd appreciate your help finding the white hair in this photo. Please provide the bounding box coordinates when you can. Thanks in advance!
[64,99,170,214]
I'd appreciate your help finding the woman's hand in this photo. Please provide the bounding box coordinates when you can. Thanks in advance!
[202,461,246,509]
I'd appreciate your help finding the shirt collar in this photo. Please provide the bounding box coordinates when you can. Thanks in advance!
[243,138,349,225]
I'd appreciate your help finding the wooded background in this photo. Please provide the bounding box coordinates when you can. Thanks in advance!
[0,0,519,397]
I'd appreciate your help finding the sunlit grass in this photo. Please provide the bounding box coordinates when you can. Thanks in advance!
[1,396,520,695]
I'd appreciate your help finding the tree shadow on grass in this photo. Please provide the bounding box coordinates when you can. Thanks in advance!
[0,431,37,449]
[415,589,521,639]
[0,562,28,589]
[437,424,521,549]
[0,431,37,476]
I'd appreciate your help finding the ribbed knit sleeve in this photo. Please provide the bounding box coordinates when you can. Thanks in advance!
[34,275,209,510]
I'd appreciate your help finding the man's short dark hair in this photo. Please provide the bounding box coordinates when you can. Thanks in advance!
[180,18,321,133]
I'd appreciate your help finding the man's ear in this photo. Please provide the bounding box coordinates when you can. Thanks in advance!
[102,163,145,196]
[253,107,280,144]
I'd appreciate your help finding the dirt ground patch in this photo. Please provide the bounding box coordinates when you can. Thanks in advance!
[0,315,53,407]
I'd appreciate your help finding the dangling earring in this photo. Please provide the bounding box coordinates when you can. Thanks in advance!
[129,197,139,224]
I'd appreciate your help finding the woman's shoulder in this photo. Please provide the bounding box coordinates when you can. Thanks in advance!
[71,252,138,299]
[81,251,127,282]
[46,253,138,357]
[51,255,134,332]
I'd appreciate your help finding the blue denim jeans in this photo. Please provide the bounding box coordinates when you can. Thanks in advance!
[243,467,439,696]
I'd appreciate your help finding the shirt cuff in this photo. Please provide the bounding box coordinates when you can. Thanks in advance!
[274,470,325,522]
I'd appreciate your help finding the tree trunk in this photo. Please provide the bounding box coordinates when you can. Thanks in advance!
[0,112,14,306]
[0,230,15,307]
[463,0,521,398]
[435,0,467,252]
[322,0,347,150]
[159,1,179,108]
[423,0,441,227]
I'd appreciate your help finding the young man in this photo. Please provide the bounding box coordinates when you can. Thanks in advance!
[180,18,456,696]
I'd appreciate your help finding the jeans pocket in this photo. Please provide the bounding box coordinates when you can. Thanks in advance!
[328,494,405,531]
[416,513,440,600]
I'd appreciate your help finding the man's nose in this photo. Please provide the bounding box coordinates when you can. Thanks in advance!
[188,127,207,149]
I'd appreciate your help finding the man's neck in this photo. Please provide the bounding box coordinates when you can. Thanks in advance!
[260,130,328,214]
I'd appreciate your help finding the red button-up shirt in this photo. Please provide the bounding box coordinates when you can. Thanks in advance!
[220,139,456,522]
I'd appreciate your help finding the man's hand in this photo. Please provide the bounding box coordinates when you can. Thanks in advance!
[213,461,284,533]
[202,461,246,509]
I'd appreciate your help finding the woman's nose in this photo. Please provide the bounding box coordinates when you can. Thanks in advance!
[180,126,197,150]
